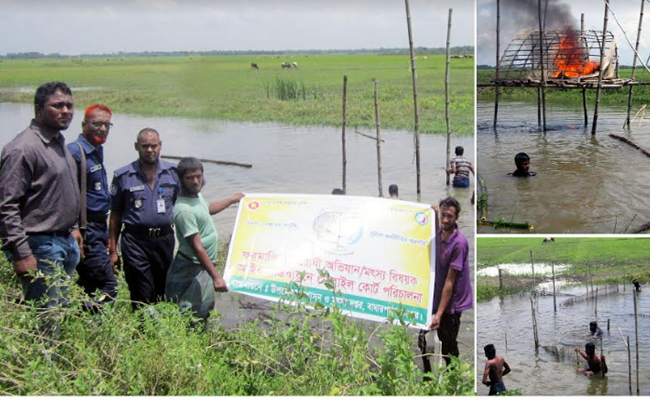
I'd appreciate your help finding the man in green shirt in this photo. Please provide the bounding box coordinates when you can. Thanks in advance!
[165,157,244,319]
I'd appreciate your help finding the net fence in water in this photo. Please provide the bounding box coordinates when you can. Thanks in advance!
[560,284,620,308]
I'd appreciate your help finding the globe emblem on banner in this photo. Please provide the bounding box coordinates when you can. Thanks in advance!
[313,211,364,255]
[414,212,428,226]
[248,201,260,210]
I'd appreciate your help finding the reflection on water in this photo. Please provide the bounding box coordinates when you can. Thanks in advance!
[477,286,650,396]
[477,101,650,233]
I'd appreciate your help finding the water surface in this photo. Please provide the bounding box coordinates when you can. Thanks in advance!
[478,100,650,233]
[477,285,649,396]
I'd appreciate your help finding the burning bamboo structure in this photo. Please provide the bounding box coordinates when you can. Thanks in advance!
[484,2,650,133]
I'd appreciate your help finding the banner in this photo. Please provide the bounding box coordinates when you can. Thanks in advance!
[223,194,435,329]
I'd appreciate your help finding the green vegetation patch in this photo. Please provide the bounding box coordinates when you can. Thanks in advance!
[0,54,474,134]
[0,251,473,395]
[476,237,650,302]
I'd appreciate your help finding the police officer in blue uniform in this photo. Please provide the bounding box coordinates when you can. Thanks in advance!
[108,127,179,308]
[68,104,118,307]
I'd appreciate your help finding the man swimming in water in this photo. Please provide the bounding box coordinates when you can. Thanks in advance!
[575,343,606,376]
[509,152,537,177]
[482,344,511,395]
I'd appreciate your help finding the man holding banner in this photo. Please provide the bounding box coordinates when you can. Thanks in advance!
[429,196,473,367]
[165,157,244,319]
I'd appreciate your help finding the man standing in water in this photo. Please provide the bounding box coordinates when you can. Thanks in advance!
[108,128,179,308]
[428,196,473,366]
[482,344,511,395]
[68,105,118,308]
[0,82,82,308]
[449,146,474,188]
[575,343,606,376]
[165,157,244,319]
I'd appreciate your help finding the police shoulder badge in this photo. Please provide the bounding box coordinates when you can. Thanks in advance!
[109,184,117,196]
[94,182,102,192]
[134,199,143,209]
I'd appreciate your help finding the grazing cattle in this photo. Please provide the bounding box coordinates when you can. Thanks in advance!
[251,62,259,70]
[281,62,291,69]
[542,237,555,244]
[291,61,298,69]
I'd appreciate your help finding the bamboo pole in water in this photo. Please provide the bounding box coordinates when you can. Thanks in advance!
[581,13,588,126]
[629,335,633,395]
[617,328,632,394]
[161,155,252,168]
[530,250,536,288]
[537,0,547,131]
[591,0,609,135]
[634,290,640,394]
[607,318,610,332]
[600,336,605,378]
[530,296,539,348]
[374,80,383,198]
[595,287,598,317]
[552,262,557,313]
[494,0,500,128]
[404,0,421,195]
[625,0,645,128]
[445,8,452,186]
[342,75,348,194]
[505,331,508,352]
[498,268,503,291]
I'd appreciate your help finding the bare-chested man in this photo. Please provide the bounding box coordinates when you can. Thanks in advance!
[482,344,511,396]
[575,343,606,376]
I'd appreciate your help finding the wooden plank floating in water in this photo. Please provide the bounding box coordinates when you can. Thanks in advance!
[609,134,650,158]
[354,130,385,143]
[477,219,533,230]
[162,155,252,169]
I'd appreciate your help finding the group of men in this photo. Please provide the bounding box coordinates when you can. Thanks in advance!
[0,81,239,319]
[0,81,473,372]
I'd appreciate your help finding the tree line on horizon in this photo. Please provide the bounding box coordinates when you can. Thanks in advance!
[2,46,475,60]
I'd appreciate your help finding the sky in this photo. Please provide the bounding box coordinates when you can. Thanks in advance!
[477,0,650,66]
[0,0,475,55]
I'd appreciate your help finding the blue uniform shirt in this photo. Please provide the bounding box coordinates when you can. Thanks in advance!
[110,159,179,227]
[68,134,110,214]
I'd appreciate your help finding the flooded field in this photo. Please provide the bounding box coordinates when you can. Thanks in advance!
[0,102,475,365]
[477,100,650,233]
[477,284,650,396]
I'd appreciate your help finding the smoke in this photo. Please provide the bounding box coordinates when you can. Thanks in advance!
[501,0,576,30]
[477,0,578,65]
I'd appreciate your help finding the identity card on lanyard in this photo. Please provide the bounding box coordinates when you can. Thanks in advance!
[157,187,166,214]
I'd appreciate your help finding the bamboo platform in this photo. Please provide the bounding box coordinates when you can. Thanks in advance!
[478,79,650,89]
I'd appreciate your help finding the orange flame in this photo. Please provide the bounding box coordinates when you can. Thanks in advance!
[550,30,599,79]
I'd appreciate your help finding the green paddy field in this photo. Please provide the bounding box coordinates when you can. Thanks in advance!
[0,54,474,134]
[477,237,650,301]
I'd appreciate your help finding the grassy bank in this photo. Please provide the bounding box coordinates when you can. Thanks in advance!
[477,68,650,107]
[0,54,474,135]
[477,237,650,301]
[0,251,473,395]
